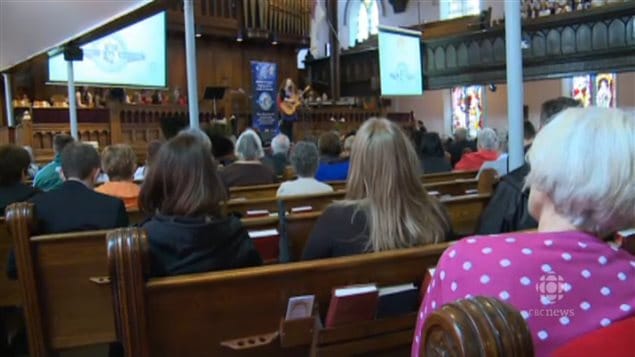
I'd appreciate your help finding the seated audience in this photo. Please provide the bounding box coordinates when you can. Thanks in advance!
[303,118,451,260]
[96,144,141,210]
[139,133,262,277]
[263,133,290,176]
[454,127,499,171]
[447,127,476,167]
[7,142,128,279]
[0,144,40,212]
[133,140,162,181]
[210,135,236,166]
[477,97,580,234]
[412,108,635,357]
[419,132,452,174]
[277,141,333,197]
[315,131,350,181]
[220,129,275,188]
[33,134,74,191]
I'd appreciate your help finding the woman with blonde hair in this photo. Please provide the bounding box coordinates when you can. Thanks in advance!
[303,118,451,259]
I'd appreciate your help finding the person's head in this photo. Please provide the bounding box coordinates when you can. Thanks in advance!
[454,127,467,142]
[346,118,449,252]
[343,135,355,153]
[271,134,291,155]
[53,134,74,155]
[146,141,162,167]
[526,108,635,236]
[290,141,320,178]
[101,144,137,181]
[420,132,446,158]
[60,142,101,186]
[235,129,264,161]
[523,120,536,145]
[539,97,581,128]
[139,134,225,217]
[318,131,341,157]
[0,144,31,186]
[476,128,499,151]
[179,127,212,151]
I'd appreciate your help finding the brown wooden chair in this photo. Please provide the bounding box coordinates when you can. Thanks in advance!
[421,296,534,357]
[108,227,451,357]
[0,216,20,308]
[5,202,116,355]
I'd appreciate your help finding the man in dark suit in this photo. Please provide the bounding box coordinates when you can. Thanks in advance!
[476,97,581,234]
[7,142,128,278]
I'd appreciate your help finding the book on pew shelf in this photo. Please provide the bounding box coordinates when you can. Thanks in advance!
[246,209,270,217]
[428,190,440,196]
[290,206,313,213]
[285,295,315,320]
[325,284,378,328]
[464,189,479,195]
[248,229,279,262]
[420,267,436,300]
[376,283,419,319]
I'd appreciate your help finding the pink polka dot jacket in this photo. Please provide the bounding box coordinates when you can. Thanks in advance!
[412,231,635,357]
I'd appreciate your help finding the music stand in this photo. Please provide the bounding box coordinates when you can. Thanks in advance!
[203,86,226,117]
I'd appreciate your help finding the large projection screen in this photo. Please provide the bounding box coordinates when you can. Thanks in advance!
[378,25,423,96]
[48,11,166,88]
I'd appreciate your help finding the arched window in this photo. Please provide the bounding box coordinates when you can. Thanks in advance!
[451,85,483,138]
[440,0,480,20]
[349,0,379,47]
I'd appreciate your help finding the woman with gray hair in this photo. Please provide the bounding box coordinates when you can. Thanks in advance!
[454,127,500,171]
[413,108,635,357]
[219,129,275,188]
[277,141,333,197]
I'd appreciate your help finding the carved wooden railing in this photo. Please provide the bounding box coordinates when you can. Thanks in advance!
[294,107,411,140]
[168,0,240,37]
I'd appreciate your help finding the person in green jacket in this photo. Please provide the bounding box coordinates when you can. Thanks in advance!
[33,134,74,191]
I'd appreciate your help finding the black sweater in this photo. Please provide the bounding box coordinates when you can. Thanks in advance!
[142,214,263,277]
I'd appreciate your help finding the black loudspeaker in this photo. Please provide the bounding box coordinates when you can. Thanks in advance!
[63,46,83,61]
[389,0,409,13]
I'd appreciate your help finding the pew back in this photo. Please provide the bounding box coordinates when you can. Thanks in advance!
[5,203,116,355]
[443,194,491,236]
[230,183,281,200]
[0,216,20,307]
[108,228,451,357]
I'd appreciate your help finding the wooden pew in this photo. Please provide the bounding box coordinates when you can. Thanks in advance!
[421,170,477,184]
[284,211,321,261]
[230,183,281,200]
[225,191,346,218]
[443,193,491,236]
[5,202,117,355]
[108,228,451,357]
[0,216,20,308]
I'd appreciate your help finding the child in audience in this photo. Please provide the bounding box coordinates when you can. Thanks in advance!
[139,133,262,277]
[277,141,333,197]
[96,144,141,210]
[412,108,635,356]
[303,118,451,260]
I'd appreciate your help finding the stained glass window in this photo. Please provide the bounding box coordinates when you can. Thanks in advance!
[571,75,592,107]
[350,0,379,47]
[594,73,616,108]
[451,85,483,138]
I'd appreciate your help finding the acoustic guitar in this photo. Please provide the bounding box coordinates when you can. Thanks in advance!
[279,86,311,116]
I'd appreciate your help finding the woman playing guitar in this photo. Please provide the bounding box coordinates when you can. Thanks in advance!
[277,78,308,142]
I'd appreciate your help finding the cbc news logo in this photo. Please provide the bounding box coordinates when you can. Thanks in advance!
[535,272,566,304]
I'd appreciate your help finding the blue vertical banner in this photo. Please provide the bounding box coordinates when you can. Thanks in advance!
[251,61,279,143]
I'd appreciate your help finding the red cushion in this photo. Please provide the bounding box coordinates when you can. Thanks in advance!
[553,316,635,357]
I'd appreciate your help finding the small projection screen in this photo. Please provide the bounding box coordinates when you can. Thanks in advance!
[378,25,423,96]
[48,11,167,88]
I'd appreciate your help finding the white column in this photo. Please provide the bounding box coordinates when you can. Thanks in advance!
[66,60,79,139]
[184,0,200,129]
[504,0,524,171]
[2,73,15,127]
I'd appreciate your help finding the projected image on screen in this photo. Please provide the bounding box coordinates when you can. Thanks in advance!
[378,26,422,96]
[49,11,166,88]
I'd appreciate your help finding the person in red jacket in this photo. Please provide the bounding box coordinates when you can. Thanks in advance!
[454,127,499,171]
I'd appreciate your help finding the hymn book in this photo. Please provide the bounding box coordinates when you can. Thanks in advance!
[325,284,379,328]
